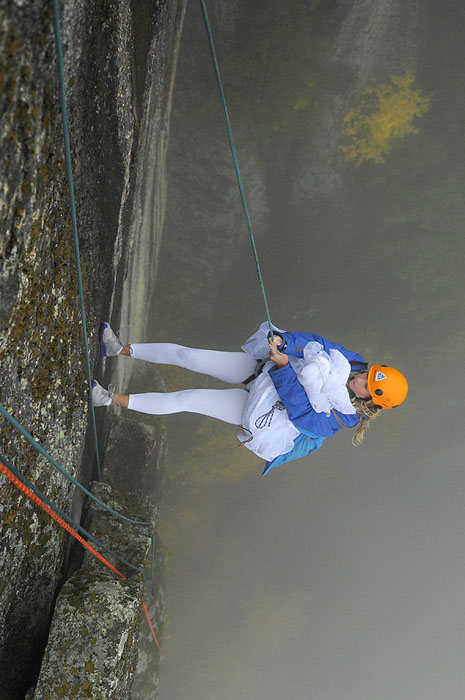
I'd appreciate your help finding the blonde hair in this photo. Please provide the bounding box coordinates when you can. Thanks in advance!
[351,396,382,446]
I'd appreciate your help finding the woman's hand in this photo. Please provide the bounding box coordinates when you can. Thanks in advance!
[269,339,288,367]
[268,334,283,347]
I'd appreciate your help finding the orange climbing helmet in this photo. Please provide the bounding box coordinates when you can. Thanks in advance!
[367,365,408,409]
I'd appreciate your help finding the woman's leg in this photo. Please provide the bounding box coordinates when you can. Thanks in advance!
[129,343,257,384]
[118,387,249,425]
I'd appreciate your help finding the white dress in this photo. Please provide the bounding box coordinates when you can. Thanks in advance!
[238,323,355,461]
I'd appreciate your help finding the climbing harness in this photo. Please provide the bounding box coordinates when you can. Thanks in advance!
[243,358,268,386]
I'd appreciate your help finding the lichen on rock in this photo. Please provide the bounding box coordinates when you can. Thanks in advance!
[0,0,182,697]
[33,482,156,700]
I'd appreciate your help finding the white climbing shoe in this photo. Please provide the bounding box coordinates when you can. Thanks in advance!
[92,380,116,406]
[100,322,123,357]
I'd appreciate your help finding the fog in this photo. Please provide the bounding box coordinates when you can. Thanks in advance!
[138,1,465,697]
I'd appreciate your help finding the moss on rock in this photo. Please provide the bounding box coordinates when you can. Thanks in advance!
[33,483,156,700]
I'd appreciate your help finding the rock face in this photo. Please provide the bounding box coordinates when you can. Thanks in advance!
[1,3,99,696]
[102,414,167,496]
[102,415,167,699]
[33,482,156,700]
[0,0,183,697]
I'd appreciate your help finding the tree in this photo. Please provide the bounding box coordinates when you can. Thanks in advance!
[340,72,430,166]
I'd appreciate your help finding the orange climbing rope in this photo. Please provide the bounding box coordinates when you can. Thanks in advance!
[0,460,126,581]
[143,602,162,651]
[1,459,163,652]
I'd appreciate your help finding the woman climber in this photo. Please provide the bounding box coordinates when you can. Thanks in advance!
[92,322,408,475]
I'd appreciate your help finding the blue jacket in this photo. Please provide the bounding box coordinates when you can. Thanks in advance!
[262,331,366,475]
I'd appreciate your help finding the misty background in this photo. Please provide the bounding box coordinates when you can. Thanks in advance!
[122,0,465,697]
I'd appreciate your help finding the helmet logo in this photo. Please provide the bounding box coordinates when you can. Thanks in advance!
[368,365,408,410]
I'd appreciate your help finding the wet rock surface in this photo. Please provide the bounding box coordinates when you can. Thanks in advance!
[0,0,184,697]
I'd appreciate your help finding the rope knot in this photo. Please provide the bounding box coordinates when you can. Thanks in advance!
[255,401,285,429]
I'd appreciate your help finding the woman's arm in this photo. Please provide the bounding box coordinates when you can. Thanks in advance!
[269,363,339,436]
[269,362,359,437]
[276,331,366,364]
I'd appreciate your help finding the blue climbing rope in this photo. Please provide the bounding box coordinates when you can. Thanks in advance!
[51,0,101,479]
[0,451,147,577]
[0,403,152,528]
[0,3,160,596]
[0,405,157,591]
[199,0,274,337]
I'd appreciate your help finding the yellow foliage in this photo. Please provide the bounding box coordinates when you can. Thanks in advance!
[157,502,207,553]
[340,71,430,165]
[294,95,308,111]
[171,420,257,495]
[158,422,258,553]
[293,81,314,111]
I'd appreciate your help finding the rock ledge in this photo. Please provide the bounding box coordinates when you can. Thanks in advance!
[33,482,156,700]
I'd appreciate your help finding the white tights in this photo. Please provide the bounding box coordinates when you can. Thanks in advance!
[126,343,257,425]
